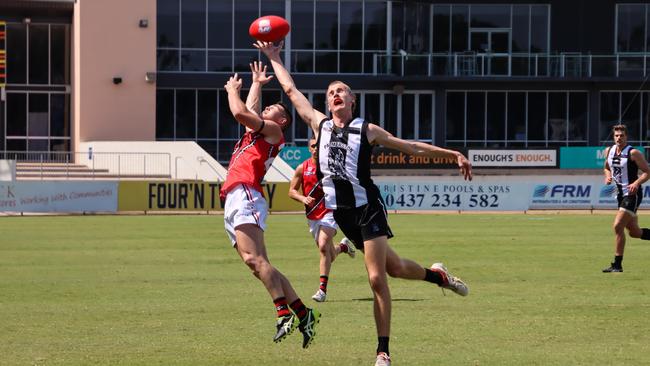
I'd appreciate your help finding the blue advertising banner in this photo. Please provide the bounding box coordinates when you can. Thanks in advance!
[560,146,646,169]
[278,146,310,169]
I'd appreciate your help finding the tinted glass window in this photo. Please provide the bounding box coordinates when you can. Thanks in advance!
[198,90,217,138]
[446,92,465,146]
[621,92,641,141]
[530,5,549,53]
[512,5,529,52]
[158,50,179,71]
[527,92,547,145]
[401,94,415,139]
[315,1,338,50]
[341,1,363,50]
[181,50,206,71]
[29,25,49,84]
[218,90,239,139]
[600,92,620,142]
[470,5,510,28]
[365,1,387,50]
[261,0,285,18]
[208,0,232,48]
[208,50,232,72]
[569,92,588,144]
[234,0,258,48]
[158,0,179,47]
[50,94,70,137]
[50,25,69,85]
[176,90,196,139]
[384,94,398,136]
[315,52,337,73]
[156,89,175,139]
[466,92,485,145]
[433,5,450,53]
[486,92,505,143]
[507,92,526,145]
[618,4,645,52]
[451,5,469,52]
[29,94,48,137]
[7,93,27,136]
[182,0,206,48]
[419,94,433,141]
[292,0,314,49]
[404,3,430,53]
[391,1,404,51]
[364,93,381,125]
[7,24,27,84]
[548,92,567,143]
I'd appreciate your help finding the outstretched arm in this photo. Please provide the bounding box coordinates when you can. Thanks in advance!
[368,124,473,181]
[255,41,326,135]
[225,73,283,144]
[245,61,274,116]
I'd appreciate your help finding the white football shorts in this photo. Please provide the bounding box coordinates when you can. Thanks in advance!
[224,184,269,246]
[307,211,338,242]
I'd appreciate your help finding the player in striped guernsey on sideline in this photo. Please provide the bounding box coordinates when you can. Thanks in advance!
[289,137,356,303]
[602,124,650,272]
[221,62,320,349]
[258,41,471,366]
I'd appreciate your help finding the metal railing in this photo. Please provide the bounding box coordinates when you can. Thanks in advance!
[373,52,650,78]
[1,151,172,180]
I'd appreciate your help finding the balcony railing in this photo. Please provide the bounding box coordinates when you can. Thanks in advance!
[373,52,650,78]
[0,151,172,180]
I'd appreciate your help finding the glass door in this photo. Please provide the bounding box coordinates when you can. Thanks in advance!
[470,29,511,76]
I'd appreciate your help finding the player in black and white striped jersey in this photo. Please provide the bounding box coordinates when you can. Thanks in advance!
[258,40,472,366]
[603,124,650,272]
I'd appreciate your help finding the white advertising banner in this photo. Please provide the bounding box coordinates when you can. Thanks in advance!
[374,175,643,211]
[375,176,531,211]
[468,149,557,167]
[0,181,118,213]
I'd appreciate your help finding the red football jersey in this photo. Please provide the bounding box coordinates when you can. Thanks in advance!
[220,131,284,199]
[301,158,331,220]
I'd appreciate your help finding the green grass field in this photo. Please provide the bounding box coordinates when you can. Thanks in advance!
[1,213,649,366]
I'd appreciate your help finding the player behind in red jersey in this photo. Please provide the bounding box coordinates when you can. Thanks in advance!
[221,61,320,349]
[289,137,356,302]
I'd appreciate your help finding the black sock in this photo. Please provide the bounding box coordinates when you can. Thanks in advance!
[614,255,623,267]
[424,268,444,285]
[641,228,650,240]
[377,336,390,355]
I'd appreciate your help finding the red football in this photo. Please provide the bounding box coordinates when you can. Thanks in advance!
[249,15,290,42]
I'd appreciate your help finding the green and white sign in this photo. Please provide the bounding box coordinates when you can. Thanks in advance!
[560,146,645,169]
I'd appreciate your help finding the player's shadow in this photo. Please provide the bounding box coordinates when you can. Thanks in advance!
[349,297,426,302]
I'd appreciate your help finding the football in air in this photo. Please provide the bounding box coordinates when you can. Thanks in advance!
[249,15,290,42]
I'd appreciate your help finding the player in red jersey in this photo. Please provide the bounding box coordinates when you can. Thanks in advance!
[222,62,320,349]
[289,137,356,303]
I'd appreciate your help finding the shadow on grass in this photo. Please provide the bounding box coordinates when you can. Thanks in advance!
[343,298,427,302]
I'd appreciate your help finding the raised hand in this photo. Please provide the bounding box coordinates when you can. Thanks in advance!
[224,73,242,94]
[254,40,283,60]
[249,61,274,85]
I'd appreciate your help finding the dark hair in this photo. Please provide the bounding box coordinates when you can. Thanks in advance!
[276,101,292,130]
[612,124,627,135]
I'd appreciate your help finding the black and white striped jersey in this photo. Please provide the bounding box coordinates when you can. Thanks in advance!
[316,117,379,209]
[607,144,639,196]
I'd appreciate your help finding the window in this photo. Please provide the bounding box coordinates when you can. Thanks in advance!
[617,4,646,53]
[447,91,588,147]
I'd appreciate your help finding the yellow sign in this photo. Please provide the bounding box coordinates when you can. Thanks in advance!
[118,181,303,212]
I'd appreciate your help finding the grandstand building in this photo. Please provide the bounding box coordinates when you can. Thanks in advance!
[1,0,649,164]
